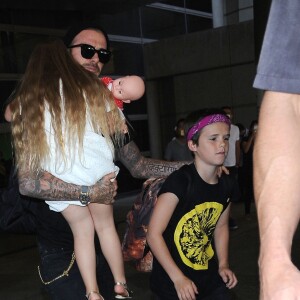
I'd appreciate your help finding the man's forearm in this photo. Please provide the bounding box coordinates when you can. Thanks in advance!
[118,141,189,179]
[18,168,116,204]
[139,158,185,178]
[18,168,81,201]
[254,92,300,263]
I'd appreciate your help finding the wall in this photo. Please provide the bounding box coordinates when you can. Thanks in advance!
[143,20,258,158]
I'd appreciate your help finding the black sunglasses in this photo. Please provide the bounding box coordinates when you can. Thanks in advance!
[68,44,111,64]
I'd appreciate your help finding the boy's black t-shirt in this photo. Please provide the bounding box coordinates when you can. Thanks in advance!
[151,164,233,299]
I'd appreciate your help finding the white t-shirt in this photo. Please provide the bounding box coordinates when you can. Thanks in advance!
[224,124,240,167]
[43,80,120,212]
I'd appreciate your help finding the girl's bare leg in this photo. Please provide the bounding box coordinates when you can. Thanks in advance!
[62,205,103,300]
[89,203,128,297]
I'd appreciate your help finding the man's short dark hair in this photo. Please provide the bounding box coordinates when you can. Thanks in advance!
[63,22,110,50]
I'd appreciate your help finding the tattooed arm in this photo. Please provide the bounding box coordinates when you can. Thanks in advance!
[18,167,117,205]
[117,141,189,179]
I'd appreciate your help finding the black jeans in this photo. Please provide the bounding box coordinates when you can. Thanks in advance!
[38,246,114,300]
[153,284,230,300]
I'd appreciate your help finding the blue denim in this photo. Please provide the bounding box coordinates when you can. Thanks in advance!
[38,246,114,300]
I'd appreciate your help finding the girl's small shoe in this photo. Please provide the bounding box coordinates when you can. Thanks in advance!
[86,290,104,300]
[114,282,133,299]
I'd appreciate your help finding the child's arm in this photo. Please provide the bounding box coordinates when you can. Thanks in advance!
[214,204,238,289]
[147,192,198,299]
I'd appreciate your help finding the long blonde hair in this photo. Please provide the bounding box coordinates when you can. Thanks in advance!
[10,39,124,173]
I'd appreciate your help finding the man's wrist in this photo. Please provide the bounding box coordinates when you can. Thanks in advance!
[79,185,91,205]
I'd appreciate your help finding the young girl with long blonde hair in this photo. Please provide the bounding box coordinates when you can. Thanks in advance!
[10,39,132,300]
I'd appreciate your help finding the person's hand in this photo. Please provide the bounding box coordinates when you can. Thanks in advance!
[218,266,238,289]
[173,275,198,300]
[217,165,229,177]
[260,259,300,300]
[89,172,118,204]
[4,104,12,122]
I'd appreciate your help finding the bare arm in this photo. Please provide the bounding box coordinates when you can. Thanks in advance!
[214,204,237,289]
[117,141,188,179]
[147,192,198,299]
[254,91,300,299]
[18,167,117,204]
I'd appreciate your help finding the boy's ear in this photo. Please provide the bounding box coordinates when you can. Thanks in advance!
[187,140,197,152]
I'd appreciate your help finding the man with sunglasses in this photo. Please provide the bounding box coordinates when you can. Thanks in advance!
[1,22,187,299]
[64,23,112,76]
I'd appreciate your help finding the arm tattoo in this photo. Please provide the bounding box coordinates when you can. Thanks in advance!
[18,168,115,205]
[117,141,190,179]
[18,169,80,201]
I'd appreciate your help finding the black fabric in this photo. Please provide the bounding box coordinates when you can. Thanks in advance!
[0,168,37,234]
[240,136,254,214]
[223,166,240,203]
[152,284,230,300]
[0,167,73,246]
[39,249,113,299]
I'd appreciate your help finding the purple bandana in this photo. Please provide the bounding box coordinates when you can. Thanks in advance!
[187,114,231,141]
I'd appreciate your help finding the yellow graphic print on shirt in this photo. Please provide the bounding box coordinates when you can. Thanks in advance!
[174,202,223,270]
